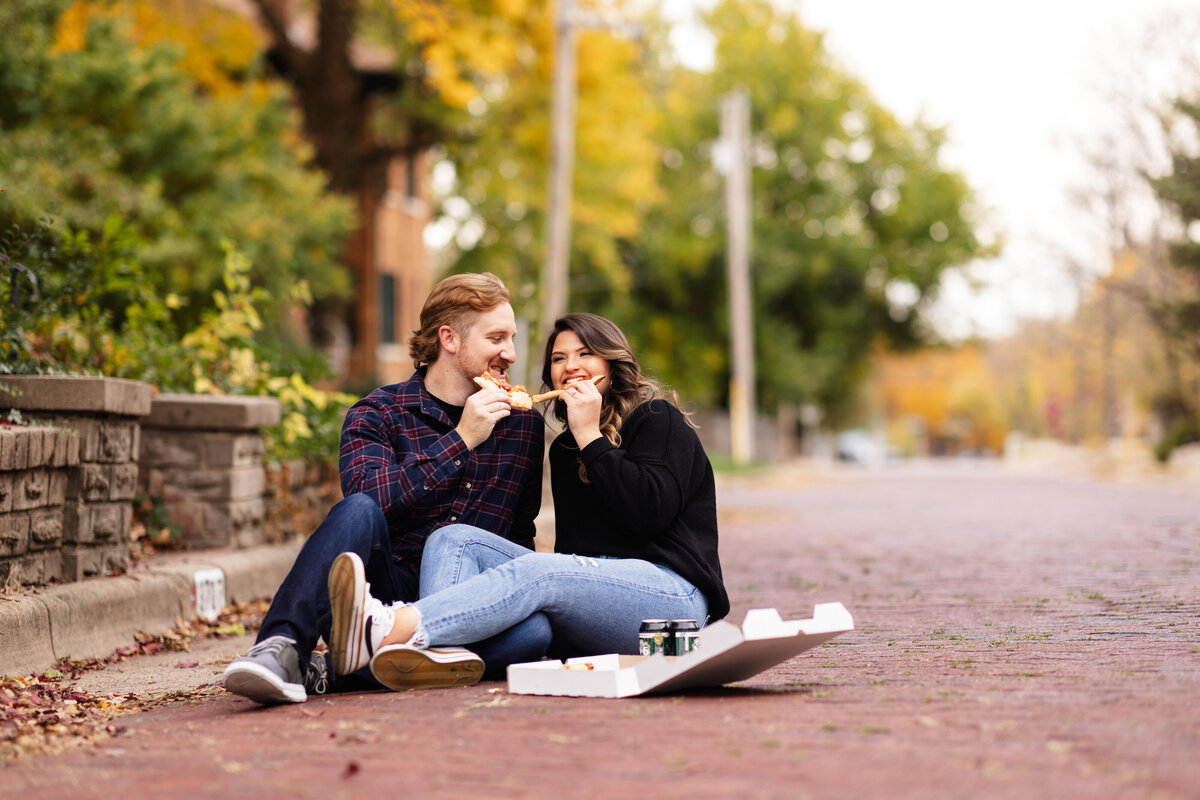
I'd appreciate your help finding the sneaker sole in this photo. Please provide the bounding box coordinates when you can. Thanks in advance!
[222,661,306,705]
[328,552,367,675]
[371,647,485,691]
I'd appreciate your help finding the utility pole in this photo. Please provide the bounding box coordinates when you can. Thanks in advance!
[721,88,755,465]
[541,0,577,337]
[541,1,641,338]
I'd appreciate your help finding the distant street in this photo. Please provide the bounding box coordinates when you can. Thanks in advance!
[5,461,1199,799]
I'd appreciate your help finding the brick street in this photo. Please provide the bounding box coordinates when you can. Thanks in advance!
[3,462,1198,799]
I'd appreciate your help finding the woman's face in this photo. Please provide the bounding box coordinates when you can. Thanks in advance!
[549,329,610,394]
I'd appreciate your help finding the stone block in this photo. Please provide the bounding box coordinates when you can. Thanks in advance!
[99,422,135,463]
[165,498,209,541]
[29,508,63,549]
[110,463,139,501]
[144,394,281,431]
[0,511,31,557]
[0,472,12,513]
[159,466,265,502]
[46,469,67,506]
[62,500,87,544]
[210,497,266,543]
[140,466,165,497]
[68,463,108,502]
[73,418,102,463]
[7,550,64,586]
[205,433,266,468]
[139,430,204,468]
[24,428,43,468]
[0,430,29,471]
[91,503,131,543]
[60,543,130,582]
[57,428,81,467]
[0,375,152,417]
[13,468,50,511]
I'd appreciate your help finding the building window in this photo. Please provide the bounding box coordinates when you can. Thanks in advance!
[380,273,397,345]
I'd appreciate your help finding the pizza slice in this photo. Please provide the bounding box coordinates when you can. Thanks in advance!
[529,374,604,403]
[473,372,533,410]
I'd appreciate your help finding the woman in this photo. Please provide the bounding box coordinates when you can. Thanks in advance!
[327,313,729,689]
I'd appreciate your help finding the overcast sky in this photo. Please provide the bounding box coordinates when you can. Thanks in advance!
[663,0,1200,339]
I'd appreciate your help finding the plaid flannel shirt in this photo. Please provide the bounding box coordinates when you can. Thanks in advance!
[338,368,544,576]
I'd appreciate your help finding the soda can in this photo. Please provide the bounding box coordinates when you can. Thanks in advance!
[670,619,700,656]
[639,619,671,656]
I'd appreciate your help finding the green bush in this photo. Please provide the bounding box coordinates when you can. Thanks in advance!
[1,207,353,465]
[1154,417,1200,463]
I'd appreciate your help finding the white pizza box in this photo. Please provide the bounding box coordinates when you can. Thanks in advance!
[505,602,854,698]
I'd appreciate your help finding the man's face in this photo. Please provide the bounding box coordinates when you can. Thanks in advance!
[453,302,519,384]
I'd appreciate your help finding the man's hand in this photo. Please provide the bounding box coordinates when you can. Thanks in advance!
[457,384,512,449]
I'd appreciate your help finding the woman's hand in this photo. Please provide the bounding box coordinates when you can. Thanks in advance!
[561,377,604,448]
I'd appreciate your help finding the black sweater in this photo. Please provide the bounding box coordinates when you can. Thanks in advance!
[549,399,730,621]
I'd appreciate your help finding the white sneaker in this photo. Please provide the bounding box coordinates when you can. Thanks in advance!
[327,552,393,675]
[369,644,485,691]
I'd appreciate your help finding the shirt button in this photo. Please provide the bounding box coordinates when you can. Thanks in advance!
[454,460,461,466]
[450,515,457,521]
[465,482,472,490]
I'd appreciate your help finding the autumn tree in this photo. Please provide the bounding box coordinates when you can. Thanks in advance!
[1146,97,1200,451]
[607,0,991,423]
[0,0,355,339]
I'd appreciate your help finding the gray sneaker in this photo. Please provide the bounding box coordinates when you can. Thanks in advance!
[222,635,307,704]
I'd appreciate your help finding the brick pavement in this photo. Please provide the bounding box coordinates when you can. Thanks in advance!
[3,462,1198,799]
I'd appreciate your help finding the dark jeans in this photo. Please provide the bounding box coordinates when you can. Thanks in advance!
[257,493,552,687]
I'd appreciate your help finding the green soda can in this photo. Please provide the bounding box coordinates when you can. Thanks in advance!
[639,619,671,656]
[670,619,700,655]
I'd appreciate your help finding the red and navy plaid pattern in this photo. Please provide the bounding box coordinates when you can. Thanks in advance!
[338,368,544,574]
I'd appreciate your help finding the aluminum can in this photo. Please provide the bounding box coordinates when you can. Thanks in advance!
[639,619,671,656]
[671,619,700,656]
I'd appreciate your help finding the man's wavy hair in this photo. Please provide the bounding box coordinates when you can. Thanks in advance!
[540,313,692,453]
[409,272,511,367]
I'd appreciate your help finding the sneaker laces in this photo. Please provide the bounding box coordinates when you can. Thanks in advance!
[305,651,330,695]
[248,635,296,657]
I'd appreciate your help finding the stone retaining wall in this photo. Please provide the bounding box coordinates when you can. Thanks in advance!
[0,376,151,586]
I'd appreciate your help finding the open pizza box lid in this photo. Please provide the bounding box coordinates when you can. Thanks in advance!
[505,602,854,698]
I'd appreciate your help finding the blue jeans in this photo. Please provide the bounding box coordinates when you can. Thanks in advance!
[258,495,548,687]
[414,527,708,657]
[419,523,553,678]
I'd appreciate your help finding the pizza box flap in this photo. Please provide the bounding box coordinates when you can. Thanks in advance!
[506,602,854,698]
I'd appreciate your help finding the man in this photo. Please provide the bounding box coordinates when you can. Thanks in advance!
[222,272,549,704]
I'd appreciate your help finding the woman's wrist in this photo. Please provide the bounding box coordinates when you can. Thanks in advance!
[573,427,603,448]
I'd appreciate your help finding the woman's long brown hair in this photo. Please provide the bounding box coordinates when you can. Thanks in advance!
[540,314,692,455]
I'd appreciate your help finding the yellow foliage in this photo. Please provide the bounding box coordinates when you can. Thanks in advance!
[873,346,1009,454]
[391,0,543,107]
[54,1,265,98]
[51,2,92,53]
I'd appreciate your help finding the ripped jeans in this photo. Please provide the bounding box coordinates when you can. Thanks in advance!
[414,525,708,657]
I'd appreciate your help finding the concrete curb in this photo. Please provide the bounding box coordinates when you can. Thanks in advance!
[0,539,302,678]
